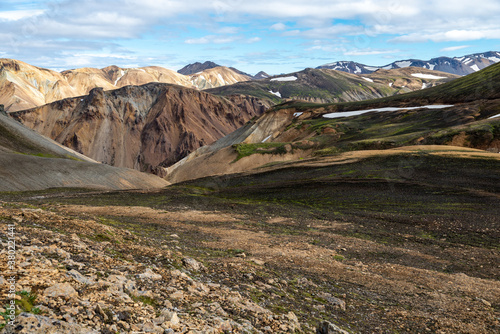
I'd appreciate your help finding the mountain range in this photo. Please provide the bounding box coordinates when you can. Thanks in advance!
[0,51,499,334]
[166,61,500,183]
[207,67,458,105]
[10,83,267,175]
[0,59,251,112]
[317,51,500,76]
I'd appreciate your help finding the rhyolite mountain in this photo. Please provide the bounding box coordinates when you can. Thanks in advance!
[0,59,251,112]
[178,61,255,78]
[254,71,271,79]
[177,61,221,75]
[11,83,268,175]
[166,61,500,183]
[207,67,458,105]
[0,106,168,191]
[317,51,500,76]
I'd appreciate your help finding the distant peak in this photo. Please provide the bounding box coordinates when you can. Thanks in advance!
[178,61,221,75]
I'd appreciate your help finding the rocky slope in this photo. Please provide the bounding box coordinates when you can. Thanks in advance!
[166,62,500,184]
[317,51,500,76]
[188,66,252,90]
[11,83,268,174]
[207,67,458,106]
[0,59,252,112]
[0,112,168,191]
[0,204,304,333]
[177,61,221,75]
[0,166,497,333]
[0,59,80,112]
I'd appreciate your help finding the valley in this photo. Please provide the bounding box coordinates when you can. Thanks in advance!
[0,52,499,334]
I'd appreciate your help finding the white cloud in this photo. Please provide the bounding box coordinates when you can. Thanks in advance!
[270,23,286,31]
[392,29,500,43]
[217,27,240,34]
[0,9,44,21]
[247,37,261,43]
[72,53,138,60]
[185,35,238,44]
[344,49,400,56]
[300,24,365,39]
[2,0,500,73]
[440,45,471,52]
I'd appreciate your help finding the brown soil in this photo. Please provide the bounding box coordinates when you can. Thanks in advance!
[50,202,499,334]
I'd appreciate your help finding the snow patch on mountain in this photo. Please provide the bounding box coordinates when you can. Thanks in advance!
[271,76,297,82]
[269,90,281,98]
[114,70,125,86]
[395,61,412,68]
[411,73,447,79]
[261,135,272,143]
[323,105,454,119]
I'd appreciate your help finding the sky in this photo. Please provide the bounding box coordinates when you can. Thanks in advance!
[1,0,500,75]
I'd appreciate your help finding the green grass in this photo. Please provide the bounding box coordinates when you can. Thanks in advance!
[232,142,288,161]
[280,61,500,113]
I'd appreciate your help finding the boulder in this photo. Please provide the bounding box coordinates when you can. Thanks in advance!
[316,321,350,334]
[43,283,78,299]
[0,313,98,333]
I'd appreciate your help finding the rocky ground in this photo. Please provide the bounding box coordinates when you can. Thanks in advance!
[0,203,308,333]
[0,185,498,333]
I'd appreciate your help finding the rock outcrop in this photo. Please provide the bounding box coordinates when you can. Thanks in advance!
[12,83,268,173]
[0,112,169,191]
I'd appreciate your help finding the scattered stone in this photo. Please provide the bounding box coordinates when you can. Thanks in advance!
[67,269,94,285]
[161,309,180,325]
[480,298,492,307]
[251,258,266,266]
[95,304,109,322]
[318,293,346,311]
[43,283,78,299]
[182,257,206,272]
[138,268,163,281]
[316,321,350,334]
[0,313,98,333]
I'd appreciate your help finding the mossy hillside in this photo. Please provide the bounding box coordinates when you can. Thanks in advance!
[268,102,500,157]
[208,68,399,105]
[280,61,500,113]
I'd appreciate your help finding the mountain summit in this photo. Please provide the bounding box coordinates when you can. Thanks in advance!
[177,61,220,75]
[318,51,500,76]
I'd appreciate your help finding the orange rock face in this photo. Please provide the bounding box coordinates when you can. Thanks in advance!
[12,83,268,174]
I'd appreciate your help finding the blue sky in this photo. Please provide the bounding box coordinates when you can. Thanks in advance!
[1,0,500,75]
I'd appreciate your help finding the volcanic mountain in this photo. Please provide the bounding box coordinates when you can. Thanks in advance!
[317,51,500,76]
[166,61,500,183]
[11,83,268,175]
[207,67,458,105]
[177,61,221,75]
[0,106,168,191]
[0,59,251,112]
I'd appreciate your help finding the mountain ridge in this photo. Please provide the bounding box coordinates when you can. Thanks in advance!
[0,111,168,191]
[0,59,251,112]
[177,61,220,75]
[317,51,500,76]
[11,82,268,174]
[166,61,500,184]
[206,67,458,106]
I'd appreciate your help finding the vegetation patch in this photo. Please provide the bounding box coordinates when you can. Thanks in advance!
[232,142,289,161]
